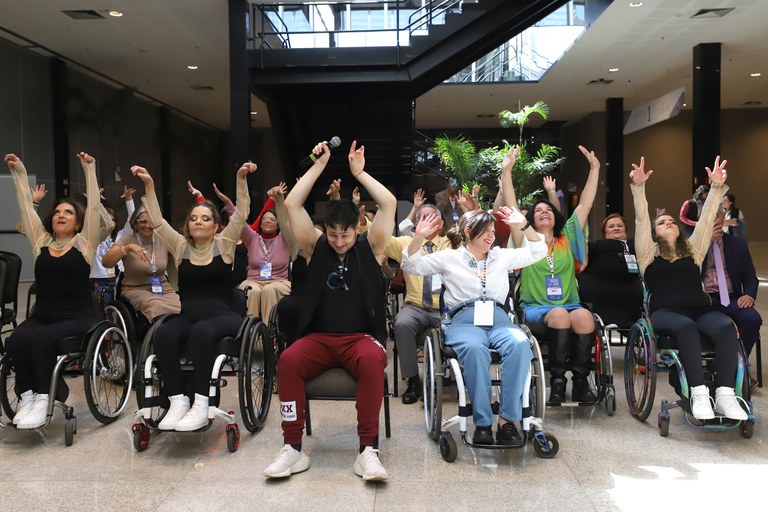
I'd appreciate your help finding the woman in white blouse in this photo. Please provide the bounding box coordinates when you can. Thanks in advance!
[401,204,546,447]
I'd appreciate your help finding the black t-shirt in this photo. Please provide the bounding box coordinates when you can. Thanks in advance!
[644,255,710,311]
[308,252,370,335]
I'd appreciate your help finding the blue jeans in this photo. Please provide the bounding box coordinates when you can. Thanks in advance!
[445,304,532,427]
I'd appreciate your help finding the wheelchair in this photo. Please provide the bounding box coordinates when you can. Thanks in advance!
[131,289,274,453]
[624,291,755,437]
[0,294,133,445]
[422,296,559,462]
[103,273,153,363]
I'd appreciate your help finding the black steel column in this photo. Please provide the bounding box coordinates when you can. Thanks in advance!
[605,97,624,216]
[158,106,172,216]
[49,58,70,198]
[692,43,721,191]
[229,0,250,175]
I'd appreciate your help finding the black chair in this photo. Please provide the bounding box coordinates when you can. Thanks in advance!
[0,251,22,336]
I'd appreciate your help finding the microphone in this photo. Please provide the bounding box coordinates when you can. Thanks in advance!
[299,136,341,171]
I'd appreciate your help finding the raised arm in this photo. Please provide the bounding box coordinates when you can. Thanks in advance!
[5,154,50,256]
[629,157,656,274]
[217,163,256,259]
[573,146,600,229]
[689,156,728,264]
[268,183,299,253]
[284,141,332,258]
[542,176,561,213]
[401,212,447,276]
[348,140,396,259]
[133,165,187,262]
[77,152,105,263]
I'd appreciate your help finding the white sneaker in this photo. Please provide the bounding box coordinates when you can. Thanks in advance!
[16,394,49,429]
[714,387,748,420]
[174,394,210,431]
[353,447,389,481]
[12,390,35,426]
[689,385,715,420]
[157,394,190,431]
[264,445,311,478]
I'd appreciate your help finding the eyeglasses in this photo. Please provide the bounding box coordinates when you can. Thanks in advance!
[326,263,349,291]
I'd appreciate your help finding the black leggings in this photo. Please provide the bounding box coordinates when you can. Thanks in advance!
[153,304,242,396]
[5,314,93,394]
[650,308,739,388]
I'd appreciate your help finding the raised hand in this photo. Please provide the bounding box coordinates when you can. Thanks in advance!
[4,153,21,169]
[413,188,425,208]
[187,180,202,199]
[212,183,231,204]
[326,178,341,199]
[352,186,361,204]
[705,155,728,185]
[348,140,366,178]
[415,212,441,238]
[578,145,600,170]
[502,146,520,174]
[121,185,136,201]
[31,184,48,203]
[629,157,653,185]
[472,184,481,197]
[497,205,526,228]
[77,152,95,165]
[311,141,332,168]
[237,162,258,179]
[542,176,556,192]
[457,190,479,212]
[131,165,153,186]
[98,187,106,200]
[267,182,288,200]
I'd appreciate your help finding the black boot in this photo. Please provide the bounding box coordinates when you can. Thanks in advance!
[401,375,423,404]
[547,328,571,403]
[571,332,598,402]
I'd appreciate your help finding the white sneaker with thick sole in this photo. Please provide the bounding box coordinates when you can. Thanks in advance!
[16,394,49,429]
[157,394,190,431]
[714,387,748,420]
[353,447,389,481]
[264,445,311,478]
[12,390,35,426]
[174,394,210,431]
[689,384,715,420]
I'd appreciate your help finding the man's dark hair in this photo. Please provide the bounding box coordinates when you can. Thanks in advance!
[325,199,360,231]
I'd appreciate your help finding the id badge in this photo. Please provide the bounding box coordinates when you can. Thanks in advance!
[624,254,639,274]
[545,276,563,301]
[107,267,115,278]
[432,274,443,293]
[149,275,163,295]
[452,211,460,223]
[259,262,273,280]
[473,300,494,326]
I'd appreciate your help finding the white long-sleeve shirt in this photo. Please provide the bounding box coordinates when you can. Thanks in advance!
[401,235,547,310]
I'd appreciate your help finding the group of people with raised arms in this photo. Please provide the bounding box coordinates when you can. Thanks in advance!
[3,137,757,480]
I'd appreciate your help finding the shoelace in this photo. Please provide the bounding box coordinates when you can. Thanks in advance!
[691,393,714,410]
[715,393,749,412]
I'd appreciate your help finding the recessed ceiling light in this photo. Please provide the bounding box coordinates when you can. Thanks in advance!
[629,2,643,7]
[108,10,123,17]
[609,67,620,72]
[751,72,762,77]
[250,111,258,116]
[187,65,198,70]
[683,103,687,107]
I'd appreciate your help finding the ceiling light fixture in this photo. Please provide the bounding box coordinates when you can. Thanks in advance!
[750,72,762,77]
[629,2,643,7]
[250,111,258,116]
[609,68,620,72]
[108,10,123,17]
[187,65,198,70]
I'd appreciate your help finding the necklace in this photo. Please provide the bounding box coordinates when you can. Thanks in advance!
[49,237,73,250]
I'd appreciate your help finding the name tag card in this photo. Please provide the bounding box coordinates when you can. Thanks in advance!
[149,275,163,295]
[625,254,639,274]
[259,262,273,280]
[473,300,494,326]
[545,276,563,301]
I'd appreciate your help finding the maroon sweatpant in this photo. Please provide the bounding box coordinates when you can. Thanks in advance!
[277,332,388,446]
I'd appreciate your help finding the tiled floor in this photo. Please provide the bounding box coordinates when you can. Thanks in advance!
[2,243,768,511]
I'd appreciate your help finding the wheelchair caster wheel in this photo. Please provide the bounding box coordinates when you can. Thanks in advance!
[226,424,240,452]
[133,424,151,452]
[740,419,754,439]
[532,432,559,459]
[439,432,457,462]
[658,413,670,437]
[64,419,75,447]
[605,387,616,417]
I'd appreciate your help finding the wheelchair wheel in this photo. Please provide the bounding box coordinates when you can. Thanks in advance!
[658,412,670,437]
[239,319,273,433]
[104,301,133,346]
[740,419,754,439]
[530,336,546,421]
[0,355,18,420]
[136,319,170,426]
[422,327,442,442]
[84,322,133,424]
[226,423,240,452]
[439,432,457,462]
[533,432,559,459]
[267,304,283,394]
[624,320,656,421]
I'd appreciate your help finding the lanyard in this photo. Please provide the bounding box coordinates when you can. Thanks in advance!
[545,240,556,277]
[138,234,157,275]
[479,257,488,299]
[259,236,274,262]
[619,240,631,255]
